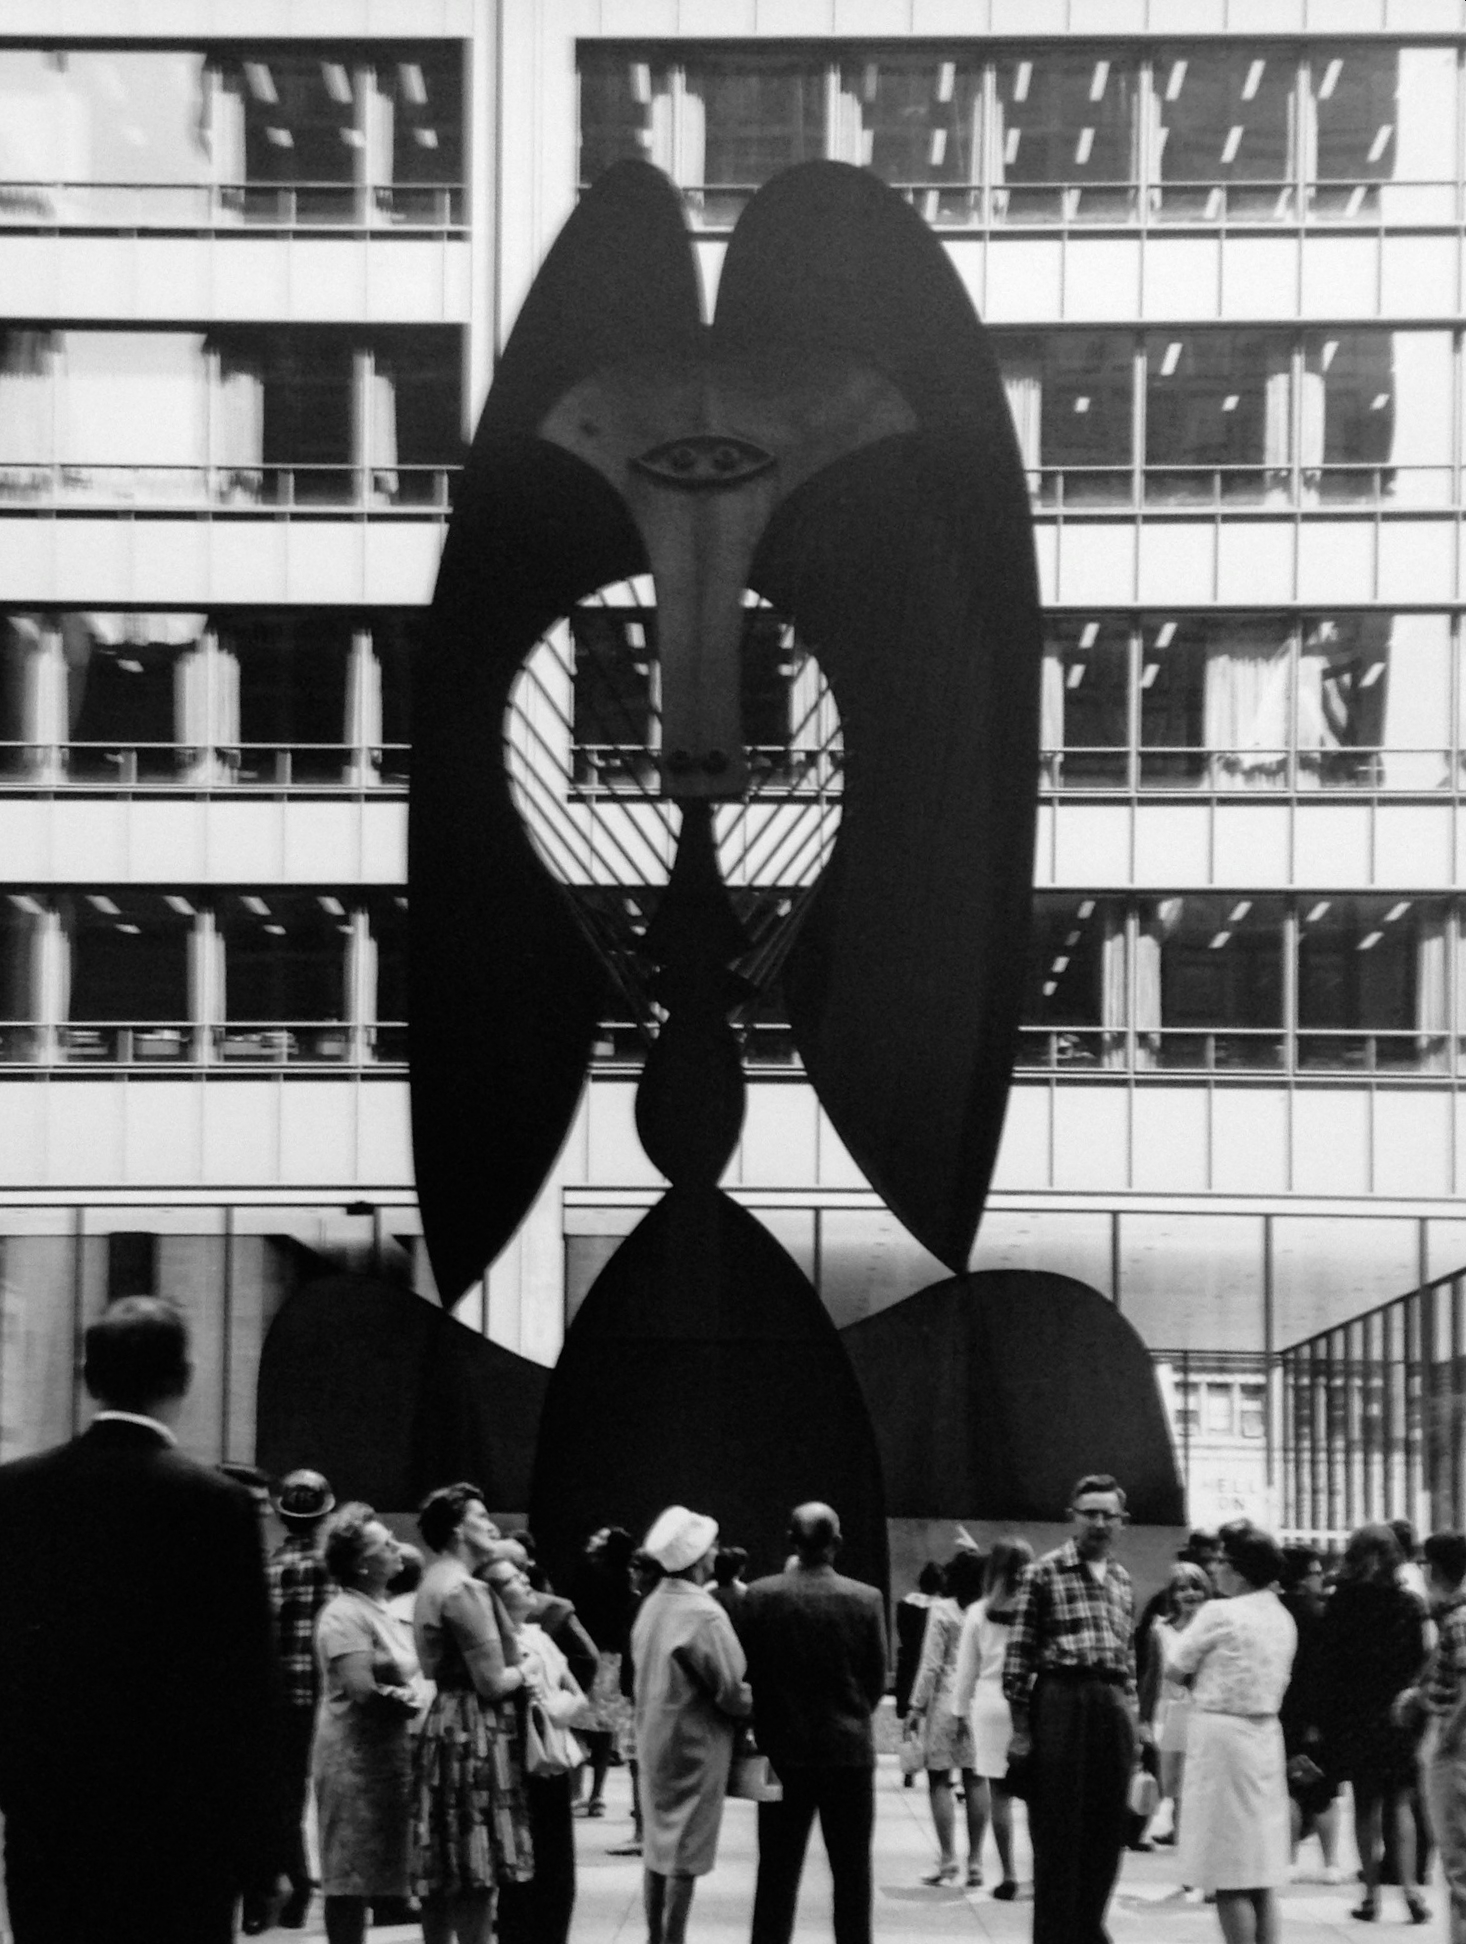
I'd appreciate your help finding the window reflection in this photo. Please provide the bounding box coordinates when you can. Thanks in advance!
[1311,47,1456,221]
[1021,893,1127,1067]
[66,892,191,1062]
[1001,333,1133,502]
[1299,615,1451,790]
[217,891,350,1063]
[1145,330,1294,503]
[685,54,826,225]
[1141,894,1285,1069]
[1141,615,1292,789]
[1042,617,1129,785]
[838,53,982,223]
[1297,895,1448,1072]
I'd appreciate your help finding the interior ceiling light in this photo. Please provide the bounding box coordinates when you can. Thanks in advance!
[117,658,143,673]
[1079,621,1100,648]
[244,61,277,103]
[87,894,121,915]
[1073,395,1091,413]
[8,894,42,915]
[1166,59,1187,101]
[1066,664,1085,689]
[1227,901,1252,924]
[1089,61,1109,101]
[318,895,346,915]
[1306,901,1330,923]
[1221,124,1244,165]
[1357,930,1382,951]
[1140,663,1159,688]
[339,128,366,148]
[1242,59,1266,101]
[1155,621,1177,648]
[321,61,353,103]
[1368,125,1393,163]
[1384,901,1411,922]
[1161,341,1183,377]
[1074,128,1094,166]
[1318,58,1343,100]
[399,62,428,105]
[164,895,194,915]
[1221,393,1239,412]
[629,63,652,105]
[414,128,439,148]
[936,61,955,103]
[1370,392,1390,410]
[1321,339,1339,369]
[1066,929,1081,945]
[266,127,294,149]
[1078,899,1095,918]
[243,895,270,916]
[1012,60,1032,102]
[263,923,286,936]
[1208,930,1231,949]
[1052,956,1070,974]
[929,128,948,167]
[1004,127,1022,163]
[1359,662,1385,689]
[1042,980,1057,996]
[115,923,140,935]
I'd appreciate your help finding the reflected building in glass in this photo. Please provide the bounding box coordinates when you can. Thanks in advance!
[3,1,1465,1538]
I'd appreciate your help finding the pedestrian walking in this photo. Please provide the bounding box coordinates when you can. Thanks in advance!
[1166,1521,1296,1944]
[0,1296,278,1944]
[1140,1561,1210,1853]
[738,1501,889,1944]
[1002,1473,1137,1944]
[951,1536,1033,1901]
[1398,1529,1466,1943]
[264,1465,337,1930]
[1277,1544,1342,1884]
[632,1505,752,1944]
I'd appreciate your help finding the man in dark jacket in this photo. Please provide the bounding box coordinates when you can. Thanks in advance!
[736,1502,888,1944]
[0,1296,279,1944]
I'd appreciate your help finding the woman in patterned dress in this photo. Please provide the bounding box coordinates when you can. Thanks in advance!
[951,1537,1034,1900]
[412,1483,535,1944]
[906,1549,987,1885]
[311,1504,422,1944]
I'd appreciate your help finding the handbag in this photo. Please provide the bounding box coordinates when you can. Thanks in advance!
[1128,1768,1160,1819]
[899,1715,926,1777]
[726,1728,783,1802]
[525,1697,587,1777]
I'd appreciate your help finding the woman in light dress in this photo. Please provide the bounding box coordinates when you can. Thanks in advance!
[907,1549,987,1885]
[1166,1521,1296,1944]
[1141,1561,1211,1852]
[950,1538,1033,1901]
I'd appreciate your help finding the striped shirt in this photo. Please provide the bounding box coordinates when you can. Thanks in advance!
[1002,1538,1136,1704]
[1424,1596,1466,1716]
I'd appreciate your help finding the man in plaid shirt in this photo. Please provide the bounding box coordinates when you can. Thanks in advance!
[1003,1473,1137,1944]
[1405,1530,1466,1943]
[261,1468,336,1932]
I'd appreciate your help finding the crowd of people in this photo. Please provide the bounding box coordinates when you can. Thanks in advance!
[5,1297,1466,1944]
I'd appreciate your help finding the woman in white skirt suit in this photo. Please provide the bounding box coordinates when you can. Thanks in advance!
[1167,1523,1296,1944]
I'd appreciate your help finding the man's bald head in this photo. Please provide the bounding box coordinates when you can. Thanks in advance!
[788,1502,842,1565]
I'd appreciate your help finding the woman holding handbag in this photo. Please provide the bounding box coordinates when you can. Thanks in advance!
[484,1556,591,1944]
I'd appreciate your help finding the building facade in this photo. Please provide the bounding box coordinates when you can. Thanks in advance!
[2,0,1463,1526]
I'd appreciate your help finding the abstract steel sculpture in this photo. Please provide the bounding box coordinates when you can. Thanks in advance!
[405,160,1170,1584]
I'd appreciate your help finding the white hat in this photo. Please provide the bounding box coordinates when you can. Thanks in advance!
[644,1504,719,1574]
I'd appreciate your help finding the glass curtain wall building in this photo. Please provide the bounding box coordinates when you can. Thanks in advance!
[6,0,1466,1531]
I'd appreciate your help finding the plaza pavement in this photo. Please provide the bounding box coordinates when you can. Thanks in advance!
[277,1756,1444,1944]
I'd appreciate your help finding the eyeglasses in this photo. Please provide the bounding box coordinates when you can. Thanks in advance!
[1076,1509,1122,1523]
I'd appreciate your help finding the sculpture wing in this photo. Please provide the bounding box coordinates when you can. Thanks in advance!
[716,164,1043,1273]
[413,164,703,1304]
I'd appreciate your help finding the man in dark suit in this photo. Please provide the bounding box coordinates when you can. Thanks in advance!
[0,1296,279,1944]
[736,1503,888,1944]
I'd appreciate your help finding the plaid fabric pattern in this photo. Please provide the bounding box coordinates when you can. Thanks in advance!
[1425,1597,1466,1715]
[1002,1538,1136,1704]
[268,1532,334,1711]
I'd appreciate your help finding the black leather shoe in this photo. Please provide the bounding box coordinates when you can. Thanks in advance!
[278,1884,312,1928]
[240,1900,272,1937]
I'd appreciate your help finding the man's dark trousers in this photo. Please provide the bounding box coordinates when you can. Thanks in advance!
[751,1766,873,1944]
[1028,1671,1134,1944]
[281,1703,316,1894]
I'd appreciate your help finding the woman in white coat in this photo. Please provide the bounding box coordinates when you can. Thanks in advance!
[1167,1522,1296,1944]
[631,1506,752,1944]
[951,1538,1032,1901]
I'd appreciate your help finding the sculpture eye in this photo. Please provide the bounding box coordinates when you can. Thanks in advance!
[632,434,775,489]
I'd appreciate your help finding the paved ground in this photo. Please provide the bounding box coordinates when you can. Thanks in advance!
[271,1757,1442,1942]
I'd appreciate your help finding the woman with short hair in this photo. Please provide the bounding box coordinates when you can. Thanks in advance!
[1141,1561,1211,1853]
[1166,1520,1296,1944]
[312,1503,421,1944]
[951,1537,1033,1900]
[907,1548,987,1885]
[412,1482,535,1944]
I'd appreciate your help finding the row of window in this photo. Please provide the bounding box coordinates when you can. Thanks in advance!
[0,48,463,228]
[1173,1377,1268,1441]
[0,328,461,511]
[1024,892,1466,1076]
[582,43,1460,228]
[997,328,1457,510]
[0,890,406,1066]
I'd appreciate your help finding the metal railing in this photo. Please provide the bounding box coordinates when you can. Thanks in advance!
[571,743,844,796]
[1015,1026,1451,1077]
[0,181,465,231]
[1027,464,1456,512]
[0,743,410,790]
[0,1021,408,1066]
[0,464,456,513]
[1041,747,1456,793]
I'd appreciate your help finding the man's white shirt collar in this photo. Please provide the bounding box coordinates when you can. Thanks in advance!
[93,1409,177,1446]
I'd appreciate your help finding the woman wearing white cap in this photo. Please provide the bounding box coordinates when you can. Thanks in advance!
[632,1506,753,1944]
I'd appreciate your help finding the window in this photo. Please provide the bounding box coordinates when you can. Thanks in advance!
[376,617,414,786]
[688,53,826,225]
[578,50,660,186]
[571,605,657,788]
[1301,614,1451,789]
[386,50,463,220]
[1153,48,1297,220]
[1145,330,1295,503]
[838,53,983,222]
[1310,46,1456,222]
[225,616,352,784]
[1140,614,1292,789]
[1019,893,1126,1067]
[993,52,1140,222]
[1239,1384,1267,1439]
[65,891,191,1061]
[1042,616,1129,785]
[1297,895,1448,1073]
[368,893,407,1063]
[217,891,350,1062]
[1204,1382,1236,1435]
[1000,334,1134,502]
[1140,895,1285,1070]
